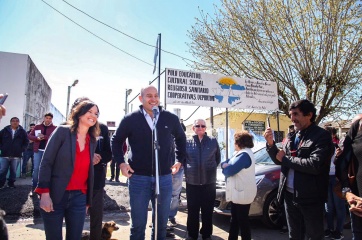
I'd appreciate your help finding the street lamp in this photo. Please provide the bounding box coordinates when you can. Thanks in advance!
[125,89,132,115]
[66,79,79,120]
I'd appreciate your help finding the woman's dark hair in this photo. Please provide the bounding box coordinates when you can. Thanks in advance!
[71,97,90,112]
[67,100,100,142]
[234,130,254,149]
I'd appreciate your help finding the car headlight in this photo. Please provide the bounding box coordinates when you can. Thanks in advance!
[255,174,265,185]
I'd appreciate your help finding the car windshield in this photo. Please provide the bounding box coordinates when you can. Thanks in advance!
[254,147,274,165]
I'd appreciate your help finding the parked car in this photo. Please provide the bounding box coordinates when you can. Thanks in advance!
[214,144,284,228]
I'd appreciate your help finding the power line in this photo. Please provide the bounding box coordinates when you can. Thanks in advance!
[41,0,154,67]
[184,106,201,121]
[62,0,197,64]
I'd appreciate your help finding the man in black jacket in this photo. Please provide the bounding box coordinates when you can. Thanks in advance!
[111,85,186,240]
[264,99,333,240]
[185,119,220,240]
[0,117,29,188]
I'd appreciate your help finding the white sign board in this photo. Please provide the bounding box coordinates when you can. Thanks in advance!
[165,68,278,111]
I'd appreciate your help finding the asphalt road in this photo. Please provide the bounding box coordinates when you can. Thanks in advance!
[7,209,291,240]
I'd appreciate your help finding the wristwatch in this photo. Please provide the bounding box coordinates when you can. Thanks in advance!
[342,187,352,198]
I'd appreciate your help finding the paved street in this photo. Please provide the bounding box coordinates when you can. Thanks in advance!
[6,202,354,240]
[3,177,353,239]
[7,209,292,240]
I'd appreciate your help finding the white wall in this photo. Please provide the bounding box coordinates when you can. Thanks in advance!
[23,55,52,127]
[0,51,61,130]
[50,103,65,125]
[0,52,28,129]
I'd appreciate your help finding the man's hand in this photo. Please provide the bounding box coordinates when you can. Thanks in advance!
[171,162,181,174]
[335,148,343,157]
[276,150,285,162]
[40,193,54,212]
[346,192,362,217]
[0,94,6,121]
[37,133,45,140]
[93,153,101,165]
[120,162,134,178]
[263,127,274,146]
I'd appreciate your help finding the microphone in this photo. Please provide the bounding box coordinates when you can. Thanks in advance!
[152,106,159,118]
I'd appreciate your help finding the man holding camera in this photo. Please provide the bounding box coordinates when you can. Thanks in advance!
[264,99,334,239]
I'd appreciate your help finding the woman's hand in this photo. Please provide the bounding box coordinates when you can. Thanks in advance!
[40,193,54,212]
[221,163,229,169]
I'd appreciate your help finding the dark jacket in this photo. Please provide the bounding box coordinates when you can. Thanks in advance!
[26,130,34,151]
[185,134,221,185]
[93,123,112,190]
[36,125,96,205]
[0,125,29,158]
[111,105,186,176]
[335,119,362,192]
[267,123,333,204]
[28,122,57,152]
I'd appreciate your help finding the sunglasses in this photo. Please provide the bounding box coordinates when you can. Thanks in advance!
[194,125,206,128]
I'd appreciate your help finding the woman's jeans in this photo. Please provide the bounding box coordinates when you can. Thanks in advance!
[40,190,86,240]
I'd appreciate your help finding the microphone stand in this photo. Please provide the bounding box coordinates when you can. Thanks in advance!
[152,115,160,239]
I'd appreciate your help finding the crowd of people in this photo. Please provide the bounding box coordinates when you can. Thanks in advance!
[0,92,362,240]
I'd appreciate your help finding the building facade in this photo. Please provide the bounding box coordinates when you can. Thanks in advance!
[0,51,64,129]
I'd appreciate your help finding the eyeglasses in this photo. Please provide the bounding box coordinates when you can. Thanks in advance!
[194,125,206,128]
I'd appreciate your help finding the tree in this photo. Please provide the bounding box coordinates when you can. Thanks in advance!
[188,0,362,123]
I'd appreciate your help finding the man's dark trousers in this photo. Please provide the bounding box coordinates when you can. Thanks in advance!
[284,191,324,240]
[110,159,120,180]
[21,149,33,175]
[89,189,104,240]
[186,183,216,239]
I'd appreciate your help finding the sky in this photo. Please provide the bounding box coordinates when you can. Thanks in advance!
[0,0,223,126]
